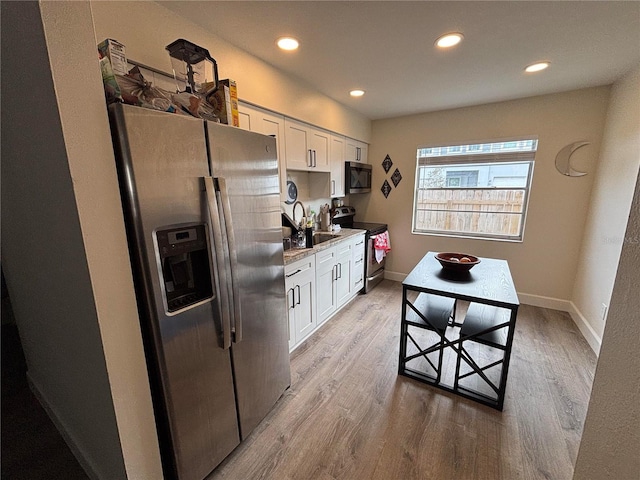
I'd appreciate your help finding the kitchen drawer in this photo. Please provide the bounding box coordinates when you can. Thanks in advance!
[351,233,365,294]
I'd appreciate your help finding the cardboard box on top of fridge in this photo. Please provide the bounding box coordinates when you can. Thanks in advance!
[98,38,128,76]
[216,79,239,127]
[207,84,233,125]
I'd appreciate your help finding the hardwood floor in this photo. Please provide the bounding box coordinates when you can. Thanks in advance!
[1,280,596,479]
[209,280,596,480]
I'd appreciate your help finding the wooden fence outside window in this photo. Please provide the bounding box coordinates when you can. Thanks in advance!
[414,188,525,237]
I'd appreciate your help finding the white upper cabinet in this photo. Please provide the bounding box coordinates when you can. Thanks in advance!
[285,118,330,172]
[238,108,252,131]
[238,103,287,202]
[345,138,369,164]
[329,134,346,198]
[240,102,367,183]
[309,128,330,171]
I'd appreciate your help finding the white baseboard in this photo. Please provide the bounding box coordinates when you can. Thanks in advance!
[516,293,572,311]
[384,271,600,355]
[567,302,602,355]
[27,373,99,480]
[384,270,406,282]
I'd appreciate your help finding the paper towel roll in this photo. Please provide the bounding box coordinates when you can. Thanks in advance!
[320,213,331,231]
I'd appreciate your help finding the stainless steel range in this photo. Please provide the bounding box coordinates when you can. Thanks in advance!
[332,207,388,293]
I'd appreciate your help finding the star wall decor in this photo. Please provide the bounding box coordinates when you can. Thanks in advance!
[381,179,392,198]
[382,154,393,174]
[391,168,402,187]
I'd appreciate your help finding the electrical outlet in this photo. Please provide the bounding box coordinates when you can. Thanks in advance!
[600,303,608,320]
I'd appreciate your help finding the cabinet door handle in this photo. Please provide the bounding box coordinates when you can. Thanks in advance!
[313,150,317,167]
[331,180,335,196]
[288,288,295,309]
[308,149,313,167]
[286,268,302,278]
[295,284,301,306]
[338,263,342,279]
[332,265,337,281]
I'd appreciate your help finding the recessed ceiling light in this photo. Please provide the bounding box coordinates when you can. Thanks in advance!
[435,33,464,49]
[525,62,550,73]
[277,37,299,51]
[350,90,365,97]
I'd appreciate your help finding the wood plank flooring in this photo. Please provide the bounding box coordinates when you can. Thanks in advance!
[1,279,596,479]
[209,280,596,480]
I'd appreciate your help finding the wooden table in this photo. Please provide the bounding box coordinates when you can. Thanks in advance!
[399,252,519,410]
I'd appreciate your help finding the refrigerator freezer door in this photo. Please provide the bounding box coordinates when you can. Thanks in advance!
[110,104,240,480]
[206,122,291,439]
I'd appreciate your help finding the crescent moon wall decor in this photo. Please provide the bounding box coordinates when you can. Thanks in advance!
[555,141,590,177]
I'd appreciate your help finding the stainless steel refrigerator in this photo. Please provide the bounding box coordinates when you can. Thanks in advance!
[108,103,291,480]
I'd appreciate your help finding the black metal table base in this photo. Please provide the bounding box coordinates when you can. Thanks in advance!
[398,327,507,410]
[399,368,503,410]
[399,252,520,412]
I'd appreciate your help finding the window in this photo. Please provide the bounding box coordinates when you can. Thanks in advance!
[413,138,537,241]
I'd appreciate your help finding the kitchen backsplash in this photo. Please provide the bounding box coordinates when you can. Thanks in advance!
[281,170,340,230]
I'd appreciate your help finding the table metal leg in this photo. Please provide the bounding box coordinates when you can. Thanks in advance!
[398,285,408,374]
[496,306,519,410]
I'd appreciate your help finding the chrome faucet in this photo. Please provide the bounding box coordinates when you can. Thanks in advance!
[292,200,306,227]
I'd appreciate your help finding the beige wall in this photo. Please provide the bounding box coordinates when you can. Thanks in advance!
[90,1,371,142]
[573,130,640,477]
[352,87,610,303]
[2,1,163,478]
[571,65,640,350]
[41,2,164,478]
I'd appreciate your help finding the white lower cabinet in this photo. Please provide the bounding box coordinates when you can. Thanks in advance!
[285,256,316,350]
[315,246,338,325]
[286,234,366,351]
[335,240,353,309]
[351,234,366,294]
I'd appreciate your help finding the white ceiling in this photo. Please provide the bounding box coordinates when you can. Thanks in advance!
[159,1,640,120]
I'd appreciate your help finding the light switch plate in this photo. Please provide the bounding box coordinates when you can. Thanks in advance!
[600,303,608,320]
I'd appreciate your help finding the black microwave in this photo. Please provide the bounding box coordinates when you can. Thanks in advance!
[345,162,372,194]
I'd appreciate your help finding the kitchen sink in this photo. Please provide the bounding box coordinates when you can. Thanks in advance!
[312,233,338,245]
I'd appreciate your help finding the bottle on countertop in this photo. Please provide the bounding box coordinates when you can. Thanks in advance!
[305,227,313,248]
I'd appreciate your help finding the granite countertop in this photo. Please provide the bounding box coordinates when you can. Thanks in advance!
[283,228,366,265]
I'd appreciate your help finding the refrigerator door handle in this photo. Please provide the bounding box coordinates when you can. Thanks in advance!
[217,177,243,343]
[204,176,232,350]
